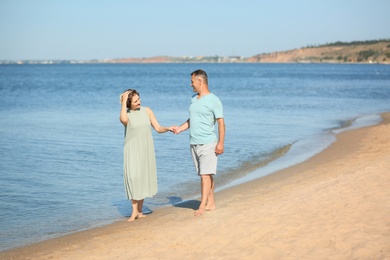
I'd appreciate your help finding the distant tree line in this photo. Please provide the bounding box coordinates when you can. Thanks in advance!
[304,39,390,48]
[321,39,390,47]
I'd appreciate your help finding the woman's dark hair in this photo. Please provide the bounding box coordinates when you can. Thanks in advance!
[125,89,139,109]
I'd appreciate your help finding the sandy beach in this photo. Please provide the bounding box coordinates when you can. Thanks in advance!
[2,113,390,259]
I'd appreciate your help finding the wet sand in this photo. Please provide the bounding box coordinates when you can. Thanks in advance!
[2,113,390,259]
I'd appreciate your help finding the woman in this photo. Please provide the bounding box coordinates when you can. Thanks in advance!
[119,89,174,221]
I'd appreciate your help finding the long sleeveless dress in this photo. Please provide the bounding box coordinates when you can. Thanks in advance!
[123,107,157,200]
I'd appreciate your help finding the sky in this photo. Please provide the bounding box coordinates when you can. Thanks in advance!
[1,0,390,60]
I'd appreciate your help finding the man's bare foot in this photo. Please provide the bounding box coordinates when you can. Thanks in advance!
[194,208,205,216]
[206,205,216,211]
[136,213,147,219]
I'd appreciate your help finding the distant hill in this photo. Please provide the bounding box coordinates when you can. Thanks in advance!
[247,40,390,64]
[98,40,390,64]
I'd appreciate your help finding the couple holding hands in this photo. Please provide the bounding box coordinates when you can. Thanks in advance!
[119,69,225,221]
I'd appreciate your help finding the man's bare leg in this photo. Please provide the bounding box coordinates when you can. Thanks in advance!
[195,174,212,216]
[206,175,216,211]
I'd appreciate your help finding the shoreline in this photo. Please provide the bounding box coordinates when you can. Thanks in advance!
[2,112,390,259]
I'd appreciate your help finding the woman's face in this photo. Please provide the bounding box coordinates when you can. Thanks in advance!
[130,94,141,110]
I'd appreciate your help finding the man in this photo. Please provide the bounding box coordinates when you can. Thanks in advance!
[174,69,225,216]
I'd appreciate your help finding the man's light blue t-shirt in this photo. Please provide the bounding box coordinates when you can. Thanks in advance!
[189,93,223,145]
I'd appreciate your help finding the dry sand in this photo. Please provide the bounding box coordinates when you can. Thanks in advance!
[2,113,390,260]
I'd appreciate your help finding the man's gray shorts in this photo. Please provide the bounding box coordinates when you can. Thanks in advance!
[190,142,218,176]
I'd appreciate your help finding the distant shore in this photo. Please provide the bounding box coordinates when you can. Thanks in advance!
[2,40,390,65]
[2,112,389,259]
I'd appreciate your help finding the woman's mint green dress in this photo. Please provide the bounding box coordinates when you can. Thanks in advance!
[123,107,157,200]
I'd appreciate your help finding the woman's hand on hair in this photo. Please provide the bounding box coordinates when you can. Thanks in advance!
[120,91,130,105]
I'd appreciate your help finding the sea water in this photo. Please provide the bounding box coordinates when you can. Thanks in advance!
[0,63,389,250]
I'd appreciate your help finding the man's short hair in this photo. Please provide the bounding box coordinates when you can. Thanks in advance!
[191,69,208,84]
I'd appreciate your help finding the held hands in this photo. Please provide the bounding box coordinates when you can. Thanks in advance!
[167,126,177,133]
[166,125,182,135]
[165,126,179,133]
[166,126,181,134]
[172,126,181,135]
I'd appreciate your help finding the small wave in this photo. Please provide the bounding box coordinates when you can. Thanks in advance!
[331,114,382,134]
[216,143,292,188]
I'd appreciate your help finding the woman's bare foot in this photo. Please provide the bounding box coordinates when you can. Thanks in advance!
[127,211,139,222]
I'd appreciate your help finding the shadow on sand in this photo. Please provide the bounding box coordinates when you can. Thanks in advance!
[113,199,154,217]
[172,200,200,210]
[114,197,200,218]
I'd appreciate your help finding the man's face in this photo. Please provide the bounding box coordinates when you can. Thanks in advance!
[191,75,201,93]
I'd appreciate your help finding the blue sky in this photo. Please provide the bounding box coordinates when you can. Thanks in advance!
[1,0,390,60]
